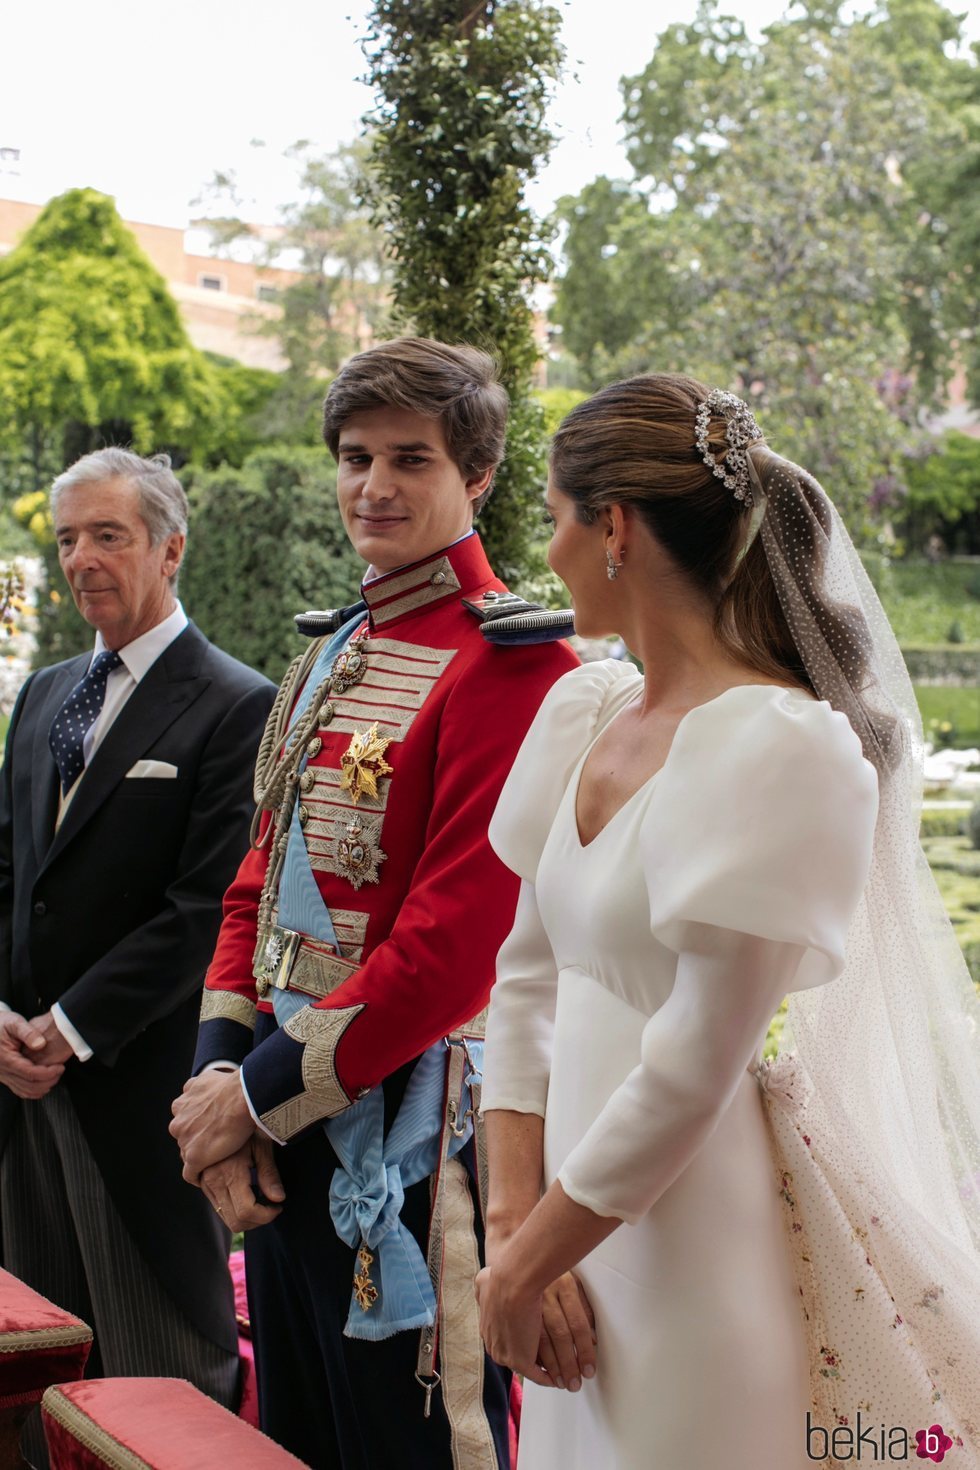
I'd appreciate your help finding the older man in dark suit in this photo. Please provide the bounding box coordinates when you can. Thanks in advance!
[0,448,274,1448]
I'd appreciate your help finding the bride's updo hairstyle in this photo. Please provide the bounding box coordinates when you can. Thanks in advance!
[550,373,900,774]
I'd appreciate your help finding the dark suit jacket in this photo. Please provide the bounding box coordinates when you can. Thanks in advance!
[0,620,275,1352]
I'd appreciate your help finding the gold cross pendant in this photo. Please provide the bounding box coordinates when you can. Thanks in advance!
[353,1244,379,1311]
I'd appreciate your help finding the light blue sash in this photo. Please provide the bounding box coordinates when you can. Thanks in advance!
[270,616,479,1340]
[276,609,366,950]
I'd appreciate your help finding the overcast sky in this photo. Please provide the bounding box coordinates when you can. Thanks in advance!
[2,0,978,233]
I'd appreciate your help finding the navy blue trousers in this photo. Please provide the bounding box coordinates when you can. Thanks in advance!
[246,1022,511,1469]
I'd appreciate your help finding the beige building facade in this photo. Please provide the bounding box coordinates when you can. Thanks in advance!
[0,197,301,371]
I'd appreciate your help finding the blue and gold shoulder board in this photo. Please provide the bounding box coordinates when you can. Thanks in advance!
[294,600,367,639]
[463,591,575,646]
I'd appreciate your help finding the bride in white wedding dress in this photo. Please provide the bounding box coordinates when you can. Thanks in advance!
[475,376,980,1470]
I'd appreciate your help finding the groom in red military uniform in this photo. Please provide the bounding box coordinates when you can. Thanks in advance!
[171,338,576,1469]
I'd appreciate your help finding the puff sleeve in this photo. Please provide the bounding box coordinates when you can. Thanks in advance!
[482,660,643,1115]
[487,659,642,882]
[642,688,879,986]
[555,688,879,1225]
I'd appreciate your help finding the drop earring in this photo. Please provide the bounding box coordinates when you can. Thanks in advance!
[606,549,624,581]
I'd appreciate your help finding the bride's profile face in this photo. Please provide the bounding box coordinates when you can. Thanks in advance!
[544,478,617,638]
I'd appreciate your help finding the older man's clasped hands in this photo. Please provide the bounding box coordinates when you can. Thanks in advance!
[0,1010,72,1098]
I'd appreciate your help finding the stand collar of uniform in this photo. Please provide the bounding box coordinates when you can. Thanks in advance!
[360,534,495,631]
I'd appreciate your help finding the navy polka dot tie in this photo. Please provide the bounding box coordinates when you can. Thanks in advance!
[48,649,123,796]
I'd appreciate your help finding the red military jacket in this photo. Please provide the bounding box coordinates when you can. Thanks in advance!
[194,534,577,1142]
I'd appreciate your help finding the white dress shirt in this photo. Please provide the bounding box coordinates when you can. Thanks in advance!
[50,602,189,1061]
[84,601,189,763]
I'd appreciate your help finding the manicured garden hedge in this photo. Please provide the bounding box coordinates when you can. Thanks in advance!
[180,447,364,682]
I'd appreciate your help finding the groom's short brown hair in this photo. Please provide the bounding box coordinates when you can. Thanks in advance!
[322,337,509,512]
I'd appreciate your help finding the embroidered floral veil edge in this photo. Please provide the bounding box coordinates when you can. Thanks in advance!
[748,447,980,1450]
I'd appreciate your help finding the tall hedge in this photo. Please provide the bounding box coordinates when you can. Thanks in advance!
[181,447,365,680]
[362,0,564,581]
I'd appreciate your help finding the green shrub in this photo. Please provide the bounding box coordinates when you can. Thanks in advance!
[963,942,980,988]
[181,447,364,681]
[920,835,980,872]
[879,560,980,645]
[914,685,980,747]
[920,808,966,839]
[899,433,980,556]
[534,387,588,438]
[968,801,980,851]
[10,490,91,667]
[906,649,980,682]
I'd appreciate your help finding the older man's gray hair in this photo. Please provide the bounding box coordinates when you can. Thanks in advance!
[51,448,188,588]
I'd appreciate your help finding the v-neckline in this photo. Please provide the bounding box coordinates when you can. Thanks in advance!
[571,682,815,850]
[570,717,660,851]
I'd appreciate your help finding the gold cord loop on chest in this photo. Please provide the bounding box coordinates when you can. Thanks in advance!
[251,635,370,953]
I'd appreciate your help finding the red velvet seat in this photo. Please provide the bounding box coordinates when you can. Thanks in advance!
[0,1266,92,1467]
[42,1378,306,1468]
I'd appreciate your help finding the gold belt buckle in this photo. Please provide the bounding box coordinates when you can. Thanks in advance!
[253,924,302,998]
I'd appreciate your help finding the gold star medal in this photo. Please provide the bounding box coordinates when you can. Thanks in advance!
[339,722,393,805]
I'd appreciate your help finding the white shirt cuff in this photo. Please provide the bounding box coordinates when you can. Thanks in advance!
[52,1003,93,1062]
[240,1068,279,1143]
[202,1061,240,1073]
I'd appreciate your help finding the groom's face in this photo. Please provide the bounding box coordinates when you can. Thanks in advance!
[335,406,493,574]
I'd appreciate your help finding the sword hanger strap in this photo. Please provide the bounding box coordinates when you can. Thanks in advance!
[415,1039,470,1413]
[468,1077,489,1231]
[445,1032,488,1222]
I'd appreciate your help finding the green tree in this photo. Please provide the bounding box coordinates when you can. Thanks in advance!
[553,178,677,387]
[180,447,364,679]
[554,0,976,536]
[195,141,389,442]
[899,432,980,554]
[923,30,980,405]
[0,190,288,664]
[0,189,226,479]
[199,354,287,468]
[362,0,564,579]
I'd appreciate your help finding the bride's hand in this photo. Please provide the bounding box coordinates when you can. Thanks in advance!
[536,1272,597,1391]
[475,1266,554,1388]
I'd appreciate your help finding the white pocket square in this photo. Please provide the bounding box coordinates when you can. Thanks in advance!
[126,760,179,779]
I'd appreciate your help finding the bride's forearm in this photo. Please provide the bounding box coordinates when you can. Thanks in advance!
[494,1179,620,1299]
[483,1108,546,1237]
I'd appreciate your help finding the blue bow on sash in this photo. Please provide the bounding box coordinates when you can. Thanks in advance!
[270,612,481,1340]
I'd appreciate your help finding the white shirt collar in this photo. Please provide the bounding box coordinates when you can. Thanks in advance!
[363,528,475,585]
[93,601,189,683]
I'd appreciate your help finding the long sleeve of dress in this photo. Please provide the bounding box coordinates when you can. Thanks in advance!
[556,690,879,1225]
[557,932,806,1223]
[481,880,560,1118]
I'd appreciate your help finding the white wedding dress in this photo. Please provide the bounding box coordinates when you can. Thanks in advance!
[482,660,883,1470]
